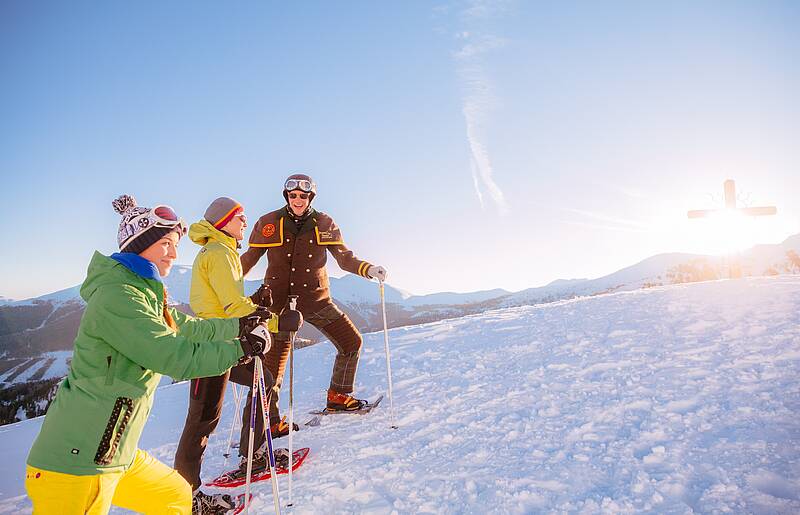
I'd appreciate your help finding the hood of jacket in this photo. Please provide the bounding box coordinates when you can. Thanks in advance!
[28,250,242,476]
[189,219,239,250]
[79,251,163,304]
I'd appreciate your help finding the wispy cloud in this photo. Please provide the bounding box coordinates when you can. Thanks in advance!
[561,208,650,231]
[470,160,484,209]
[584,178,649,201]
[452,2,510,216]
[609,185,647,200]
[454,33,506,60]
[460,0,511,22]
[559,220,650,234]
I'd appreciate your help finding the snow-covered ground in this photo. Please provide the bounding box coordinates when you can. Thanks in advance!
[1,276,799,513]
[0,351,72,386]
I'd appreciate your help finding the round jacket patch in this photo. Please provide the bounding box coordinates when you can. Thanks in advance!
[261,223,276,238]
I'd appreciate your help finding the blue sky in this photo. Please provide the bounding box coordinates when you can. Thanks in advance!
[1,1,798,300]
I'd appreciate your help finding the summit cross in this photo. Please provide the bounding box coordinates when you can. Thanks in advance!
[687,179,777,219]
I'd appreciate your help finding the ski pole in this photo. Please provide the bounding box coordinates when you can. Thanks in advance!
[286,295,299,507]
[244,368,258,514]
[221,383,243,470]
[255,357,282,515]
[379,280,397,429]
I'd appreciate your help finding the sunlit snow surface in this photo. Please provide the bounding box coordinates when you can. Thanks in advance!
[1,276,798,513]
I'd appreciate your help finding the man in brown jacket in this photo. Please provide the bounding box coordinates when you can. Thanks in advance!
[241,174,387,429]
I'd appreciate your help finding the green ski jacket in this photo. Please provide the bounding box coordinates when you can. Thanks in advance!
[27,252,243,475]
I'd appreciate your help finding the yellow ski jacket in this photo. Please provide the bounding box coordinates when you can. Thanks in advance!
[189,220,260,319]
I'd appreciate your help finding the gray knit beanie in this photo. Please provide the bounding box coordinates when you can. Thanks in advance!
[204,197,243,230]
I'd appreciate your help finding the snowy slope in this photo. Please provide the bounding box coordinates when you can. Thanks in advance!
[745,233,800,274]
[401,287,511,307]
[9,233,799,309]
[1,276,799,513]
[503,252,713,306]
[10,286,82,307]
[502,232,800,308]
[6,265,499,308]
[0,351,73,386]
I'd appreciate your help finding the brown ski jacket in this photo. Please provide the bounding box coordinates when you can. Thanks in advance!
[241,207,372,312]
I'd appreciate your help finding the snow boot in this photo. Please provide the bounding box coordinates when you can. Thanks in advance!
[270,416,299,438]
[238,446,268,476]
[192,489,236,514]
[326,389,367,411]
[236,446,290,477]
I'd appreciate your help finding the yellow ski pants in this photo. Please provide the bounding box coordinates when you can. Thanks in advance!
[25,449,191,514]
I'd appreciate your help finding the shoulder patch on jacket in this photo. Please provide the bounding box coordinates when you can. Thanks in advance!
[261,223,276,238]
[313,213,343,245]
[249,212,284,248]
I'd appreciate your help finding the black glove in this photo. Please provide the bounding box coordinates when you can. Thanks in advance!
[250,284,272,308]
[252,306,274,321]
[239,323,271,359]
[278,307,303,332]
[238,314,262,340]
[238,314,271,359]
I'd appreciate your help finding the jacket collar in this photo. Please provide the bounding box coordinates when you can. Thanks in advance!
[282,206,317,235]
[110,252,163,282]
[189,219,240,251]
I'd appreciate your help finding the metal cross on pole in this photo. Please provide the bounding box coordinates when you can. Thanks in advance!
[687,179,777,278]
[688,179,777,219]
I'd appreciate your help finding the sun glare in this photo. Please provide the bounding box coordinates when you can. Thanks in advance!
[704,209,753,255]
[681,180,790,257]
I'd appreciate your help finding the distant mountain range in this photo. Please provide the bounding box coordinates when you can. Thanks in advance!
[1,233,799,423]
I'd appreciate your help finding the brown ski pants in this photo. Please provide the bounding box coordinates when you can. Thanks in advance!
[174,359,274,490]
[264,302,362,420]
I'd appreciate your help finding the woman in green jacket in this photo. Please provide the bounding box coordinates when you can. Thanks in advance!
[24,195,275,515]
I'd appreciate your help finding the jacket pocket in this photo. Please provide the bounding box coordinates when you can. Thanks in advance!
[94,397,134,465]
[104,353,115,385]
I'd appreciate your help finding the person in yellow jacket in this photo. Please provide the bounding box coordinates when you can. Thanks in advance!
[174,197,279,514]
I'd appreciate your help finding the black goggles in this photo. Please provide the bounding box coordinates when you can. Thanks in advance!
[284,179,314,193]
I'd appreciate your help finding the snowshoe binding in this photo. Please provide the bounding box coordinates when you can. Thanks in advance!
[192,490,236,514]
[270,416,299,438]
[232,447,290,480]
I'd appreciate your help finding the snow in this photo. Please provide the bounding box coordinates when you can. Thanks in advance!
[0,352,72,386]
[9,264,506,309]
[0,276,799,513]
[503,233,800,307]
[11,286,82,306]
[38,351,72,381]
[11,235,800,313]
[2,361,42,384]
